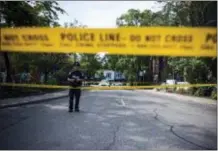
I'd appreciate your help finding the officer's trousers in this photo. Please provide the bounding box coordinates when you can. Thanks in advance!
[69,88,81,110]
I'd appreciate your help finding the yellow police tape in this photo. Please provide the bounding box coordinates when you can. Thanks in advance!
[83,81,151,84]
[0,27,217,57]
[0,83,216,90]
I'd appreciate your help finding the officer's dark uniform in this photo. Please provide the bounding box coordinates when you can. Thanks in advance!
[68,62,83,112]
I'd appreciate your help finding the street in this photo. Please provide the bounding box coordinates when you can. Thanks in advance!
[0,90,217,150]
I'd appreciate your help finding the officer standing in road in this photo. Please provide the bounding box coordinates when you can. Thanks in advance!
[67,62,83,112]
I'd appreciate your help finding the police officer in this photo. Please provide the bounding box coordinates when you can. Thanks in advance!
[67,62,83,112]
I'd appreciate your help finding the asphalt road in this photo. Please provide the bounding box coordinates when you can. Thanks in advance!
[0,90,217,150]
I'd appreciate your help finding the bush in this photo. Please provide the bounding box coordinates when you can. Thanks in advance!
[0,86,61,99]
[55,70,68,84]
[175,88,185,94]
[47,77,57,85]
[211,87,217,100]
[194,87,205,96]
[187,87,197,95]
[194,87,213,97]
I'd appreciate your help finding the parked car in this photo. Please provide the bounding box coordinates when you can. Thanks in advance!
[98,80,110,86]
[111,82,123,86]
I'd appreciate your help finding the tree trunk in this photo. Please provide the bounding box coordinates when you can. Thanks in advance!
[137,56,141,83]
[158,57,167,82]
[148,57,153,82]
[3,52,12,82]
[44,71,48,83]
[162,57,168,82]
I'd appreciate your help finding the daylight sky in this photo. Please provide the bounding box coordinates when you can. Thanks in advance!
[57,1,164,28]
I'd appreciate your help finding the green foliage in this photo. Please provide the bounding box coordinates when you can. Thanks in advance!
[175,88,186,94]
[47,77,57,85]
[194,88,206,96]
[106,6,177,83]
[9,53,71,83]
[163,1,217,86]
[107,1,217,98]
[187,87,197,95]
[54,69,68,84]
[211,88,217,100]
[95,70,105,80]
[1,1,67,83]
[0,1,65,27]
[0,1,216,100]
[168,58,210,83]
[193,87,213,97]
[80,54,102,79]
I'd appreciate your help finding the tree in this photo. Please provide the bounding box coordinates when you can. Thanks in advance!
[163,1,217,84]
[111,1,216,85]
[79,54,102,79]
[109,8,171,83]
[0,1,66,82]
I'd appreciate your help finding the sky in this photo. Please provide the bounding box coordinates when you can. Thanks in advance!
[57,1,164,28]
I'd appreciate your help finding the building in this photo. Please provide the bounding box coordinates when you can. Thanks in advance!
[95,70,125,81]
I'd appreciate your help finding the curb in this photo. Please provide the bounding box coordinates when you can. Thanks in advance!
[0,95,68,109]
[135,89,216,105]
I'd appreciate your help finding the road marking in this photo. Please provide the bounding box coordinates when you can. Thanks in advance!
[120,98,126,106]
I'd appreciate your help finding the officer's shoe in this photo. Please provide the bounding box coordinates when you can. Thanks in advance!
[69,109,73,112]
[75,108,80,112]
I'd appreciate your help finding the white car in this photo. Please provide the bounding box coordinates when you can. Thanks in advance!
[111,82,123,86]
[98,80,110,86]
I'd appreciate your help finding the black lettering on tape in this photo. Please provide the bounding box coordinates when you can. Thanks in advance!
[97,43,126,48]
[77,43,93,47]
[67,33,75,41]
[44,35,49,41]
[62,33,75,41]
[82,33,92,41]
[188,36,193,42]
[130,35,141,42]
[100,33,120,42]
[61,33,95,41]
[60,33,66,40]
[201,44,214,50]
[165,35,192,43]
[90,33,95,41]
[205,33,217,43]
[4,35,19,41]
[22,34,49,41]
[144,35,161,42]
[22,35,27,41]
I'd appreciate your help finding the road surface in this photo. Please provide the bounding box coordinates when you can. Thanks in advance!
[0,90,217,150]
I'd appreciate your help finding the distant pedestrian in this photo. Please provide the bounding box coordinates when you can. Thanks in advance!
[67,62,84,112]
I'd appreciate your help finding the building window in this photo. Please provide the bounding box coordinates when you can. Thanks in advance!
[106,73,111,79]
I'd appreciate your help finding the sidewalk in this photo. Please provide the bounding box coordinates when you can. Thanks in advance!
[0,90,69,109]
[135,89,217,105]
